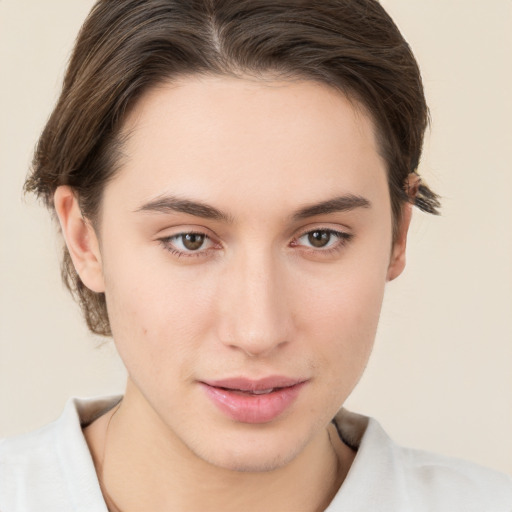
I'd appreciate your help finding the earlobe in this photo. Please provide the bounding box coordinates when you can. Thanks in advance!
[387,173,420,282]
[387,172,421,281]
[386,203,412,282]
[53,186,105,293]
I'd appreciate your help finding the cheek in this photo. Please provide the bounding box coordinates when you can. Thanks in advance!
[307,275,384,354]
[292,248,389,386]
[101,250,218,381]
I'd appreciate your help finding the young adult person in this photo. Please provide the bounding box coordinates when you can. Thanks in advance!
[1,0,511,510]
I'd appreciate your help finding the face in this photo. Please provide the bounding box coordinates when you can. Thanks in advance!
[65,76,408,472]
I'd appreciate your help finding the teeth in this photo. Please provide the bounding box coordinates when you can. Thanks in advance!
[250,388,275,395]
[219,386,280,395]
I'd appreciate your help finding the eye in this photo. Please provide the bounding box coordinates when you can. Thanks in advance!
[294,229,352,251]
[160,232,215,255]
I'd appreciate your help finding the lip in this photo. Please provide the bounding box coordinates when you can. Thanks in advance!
[200,376,307,424]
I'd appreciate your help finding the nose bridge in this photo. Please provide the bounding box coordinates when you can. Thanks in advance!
[219,246,289,357]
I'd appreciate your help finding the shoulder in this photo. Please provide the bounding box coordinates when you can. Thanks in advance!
[0,396,119,512]
[329,410,512,512]
[0,420,67,510]
[397,443,512,510]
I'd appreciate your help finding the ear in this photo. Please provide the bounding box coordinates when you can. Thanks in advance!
[54,186,105,293]
[386,203,412,281]
[386,173,419,282]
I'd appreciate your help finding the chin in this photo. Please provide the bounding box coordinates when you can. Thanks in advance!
[202,447,298,473]
[190,428,307,473]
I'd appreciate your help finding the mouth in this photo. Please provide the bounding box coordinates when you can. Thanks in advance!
[222,387,281,396]
[200,376,308,424]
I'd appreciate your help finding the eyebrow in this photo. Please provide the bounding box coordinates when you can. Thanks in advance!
[136,193,371,222]
[136,195,233,222]
[291,194,371,220]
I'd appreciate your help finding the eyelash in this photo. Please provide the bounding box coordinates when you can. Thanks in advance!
[159,231,217,259]
[158,228,353,259]
[292,229,353,256]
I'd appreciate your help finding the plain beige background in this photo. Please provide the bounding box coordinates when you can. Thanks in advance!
[1,0,511,476]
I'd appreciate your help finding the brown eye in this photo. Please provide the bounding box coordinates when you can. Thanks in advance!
[182,233,205,251]
[295,228,352,253]
[307,230,332,248]
[161,231,216,257]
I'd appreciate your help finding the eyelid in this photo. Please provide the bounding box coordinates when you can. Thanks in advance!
[154,223,217,238]
[157,224,353,259]
[157,227,222,258]
[292,223,352,241]
[290,226,354,253]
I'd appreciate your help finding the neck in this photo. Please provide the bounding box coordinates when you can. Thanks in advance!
[84,383,354,512]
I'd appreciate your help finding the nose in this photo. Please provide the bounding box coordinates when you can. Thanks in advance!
[216,249,292,358]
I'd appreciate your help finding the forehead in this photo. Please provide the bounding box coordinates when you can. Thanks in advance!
[106,75,389,219]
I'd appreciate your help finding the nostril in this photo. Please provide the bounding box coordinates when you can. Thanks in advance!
[236,339,289,358]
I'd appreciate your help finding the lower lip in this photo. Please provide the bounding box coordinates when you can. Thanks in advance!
[200,382,306,424]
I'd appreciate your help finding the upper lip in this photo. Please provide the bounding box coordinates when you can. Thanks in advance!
[202,376,307,391]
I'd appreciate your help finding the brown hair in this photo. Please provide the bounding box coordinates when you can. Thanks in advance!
[25,0,440,336]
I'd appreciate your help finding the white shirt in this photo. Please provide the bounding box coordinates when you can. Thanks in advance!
[1,396,511,511]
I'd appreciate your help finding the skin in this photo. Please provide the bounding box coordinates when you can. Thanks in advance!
[54,75,412,511]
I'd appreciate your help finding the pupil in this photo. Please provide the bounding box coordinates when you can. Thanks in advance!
[308,231,330,248]
[183,233,204,251]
